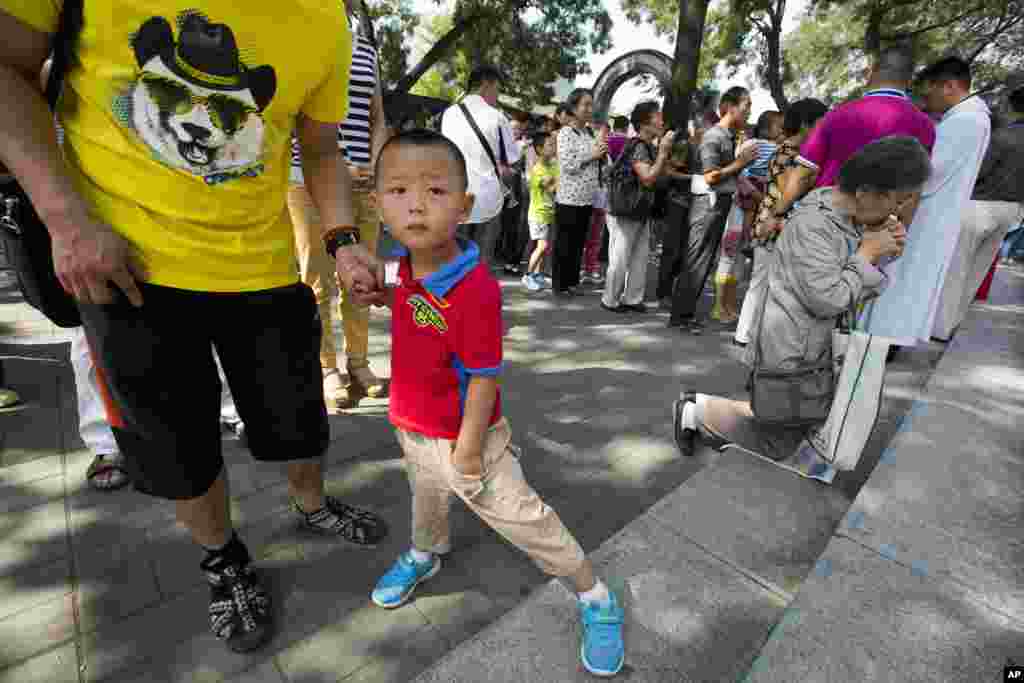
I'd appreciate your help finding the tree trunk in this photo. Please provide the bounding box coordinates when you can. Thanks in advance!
[391,13,484,94]
[864,6,884,57]
[765,11,789,110]
[664,0,712,130]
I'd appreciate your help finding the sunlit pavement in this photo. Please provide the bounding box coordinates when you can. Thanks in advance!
[1,261,1017,682]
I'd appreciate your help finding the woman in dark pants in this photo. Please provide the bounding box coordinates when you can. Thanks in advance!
[553,89,606,295]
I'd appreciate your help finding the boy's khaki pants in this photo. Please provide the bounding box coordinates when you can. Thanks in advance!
[396,418,586,577]
[288,182,380,371]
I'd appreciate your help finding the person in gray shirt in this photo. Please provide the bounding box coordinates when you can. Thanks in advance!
[668,87,757,333]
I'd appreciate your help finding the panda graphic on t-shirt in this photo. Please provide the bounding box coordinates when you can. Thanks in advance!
[115,10,277,185]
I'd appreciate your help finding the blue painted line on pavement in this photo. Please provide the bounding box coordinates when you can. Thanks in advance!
[814,558,832,578]
[879,543,898,561]
[846,510,866,530]
[911,560,928,577]
[879,448,897,464]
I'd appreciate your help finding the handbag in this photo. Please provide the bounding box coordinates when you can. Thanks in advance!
[0,0,84,328]
[748,255,837,428]
[458,103,518,209]
[814,315,888,471]
[607,139,655,219]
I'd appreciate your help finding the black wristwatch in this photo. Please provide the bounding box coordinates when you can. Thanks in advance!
[324,227,360,259]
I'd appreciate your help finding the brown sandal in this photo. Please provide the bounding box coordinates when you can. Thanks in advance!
[86,453,131,491]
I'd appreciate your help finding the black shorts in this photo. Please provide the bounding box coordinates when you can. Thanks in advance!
[79,282,329,500]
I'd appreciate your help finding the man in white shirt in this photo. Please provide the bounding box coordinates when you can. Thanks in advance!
[441,64,521,267]
[862,57,992,346]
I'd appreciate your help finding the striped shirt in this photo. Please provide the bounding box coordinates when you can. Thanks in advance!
[742,140,778,179]
[291,31,378,182]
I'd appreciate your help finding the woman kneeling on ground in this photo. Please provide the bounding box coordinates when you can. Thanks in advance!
[672,136,930,464]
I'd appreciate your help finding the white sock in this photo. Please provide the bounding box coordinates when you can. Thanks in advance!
[579,580,610,604]
[409,547,433,564]
[681,401,698,431]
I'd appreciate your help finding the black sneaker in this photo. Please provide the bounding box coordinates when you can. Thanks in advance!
[200,537,273,653]
[672,392,698,457]
[622,303,648,313]
[600,302,629,313]
[295,495,389,546]
[682,318,705,335]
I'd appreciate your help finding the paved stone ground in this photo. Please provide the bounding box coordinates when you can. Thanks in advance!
[413,265,1023,683]
[0,253,944,683]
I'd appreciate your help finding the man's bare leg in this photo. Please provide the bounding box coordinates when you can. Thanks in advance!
[176,467,233,549]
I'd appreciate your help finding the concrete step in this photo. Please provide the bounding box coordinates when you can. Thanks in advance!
[744,269,1024,683]
[412,269,1024,683]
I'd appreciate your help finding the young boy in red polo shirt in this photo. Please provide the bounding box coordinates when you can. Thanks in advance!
[368,129,625,677]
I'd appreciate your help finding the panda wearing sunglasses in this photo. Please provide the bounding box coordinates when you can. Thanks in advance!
[124,11,277,184]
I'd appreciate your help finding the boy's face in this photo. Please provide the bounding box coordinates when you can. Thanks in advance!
[375,144,474,253]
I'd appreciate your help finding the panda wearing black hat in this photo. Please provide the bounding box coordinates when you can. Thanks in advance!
[124,11,277,184]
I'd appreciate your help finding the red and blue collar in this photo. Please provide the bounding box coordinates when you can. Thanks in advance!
[391,239,481,299]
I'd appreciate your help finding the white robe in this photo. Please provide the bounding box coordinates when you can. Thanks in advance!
[862,96,991,346]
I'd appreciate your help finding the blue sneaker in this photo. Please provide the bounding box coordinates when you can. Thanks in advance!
[579,591,625,677]
[533,273,550,290]
[522,273,542,292]
[371,551,440,609]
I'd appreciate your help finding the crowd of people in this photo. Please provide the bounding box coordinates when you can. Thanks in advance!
[0,0,1022,677]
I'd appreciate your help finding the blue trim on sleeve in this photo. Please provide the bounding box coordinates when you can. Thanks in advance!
[461,364,502,377]
[451,356,502,417]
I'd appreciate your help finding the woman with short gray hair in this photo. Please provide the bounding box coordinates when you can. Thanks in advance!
[672,136,931,472]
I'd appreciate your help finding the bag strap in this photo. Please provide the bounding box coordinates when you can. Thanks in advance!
[45,0,84,111]
[751,248,776,374]
[459,103,502,182]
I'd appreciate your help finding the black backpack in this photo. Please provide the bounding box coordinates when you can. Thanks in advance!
[607,139,655,219]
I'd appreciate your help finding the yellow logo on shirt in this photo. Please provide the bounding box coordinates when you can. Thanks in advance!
[408,294,448,333]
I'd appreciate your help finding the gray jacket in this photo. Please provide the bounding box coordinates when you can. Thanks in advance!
[745,188,887,371]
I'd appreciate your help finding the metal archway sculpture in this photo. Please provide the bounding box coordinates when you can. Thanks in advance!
[591,49,673,123]
[590,49,721,129]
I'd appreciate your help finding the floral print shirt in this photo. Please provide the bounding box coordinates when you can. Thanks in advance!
[556,125,601,206]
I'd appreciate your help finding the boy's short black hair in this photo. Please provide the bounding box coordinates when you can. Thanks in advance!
[630,101,661,131]
[374,129,468,191]
[611,115,629,131]
[918,56,972,89]
[531,131,549,150]
[783,98,828,136]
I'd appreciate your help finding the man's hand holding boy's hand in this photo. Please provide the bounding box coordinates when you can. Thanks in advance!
[336,244,390,307]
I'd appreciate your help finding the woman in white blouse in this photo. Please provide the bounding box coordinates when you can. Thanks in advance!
[554,89,608,295]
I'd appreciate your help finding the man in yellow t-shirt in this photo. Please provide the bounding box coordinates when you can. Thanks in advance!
[0,0,389,653]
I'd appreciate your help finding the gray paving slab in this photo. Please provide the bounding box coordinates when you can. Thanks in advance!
[0,642,78,683]
[0,498,69,577]
[415,515,786,683]
[0,363,62,469]
[648,447,849,596]
[0,592,76,671]
[226,660,289,683]
[745,536,1024,683]
[0,555,71,622]
[75,534,162,634]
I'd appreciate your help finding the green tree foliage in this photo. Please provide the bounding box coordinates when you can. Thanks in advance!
[368,0,613,110]
[787,0,1024,102]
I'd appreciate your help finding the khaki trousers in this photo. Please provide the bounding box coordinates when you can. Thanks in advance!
[288,183,380,370]
[395,418,586,577]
